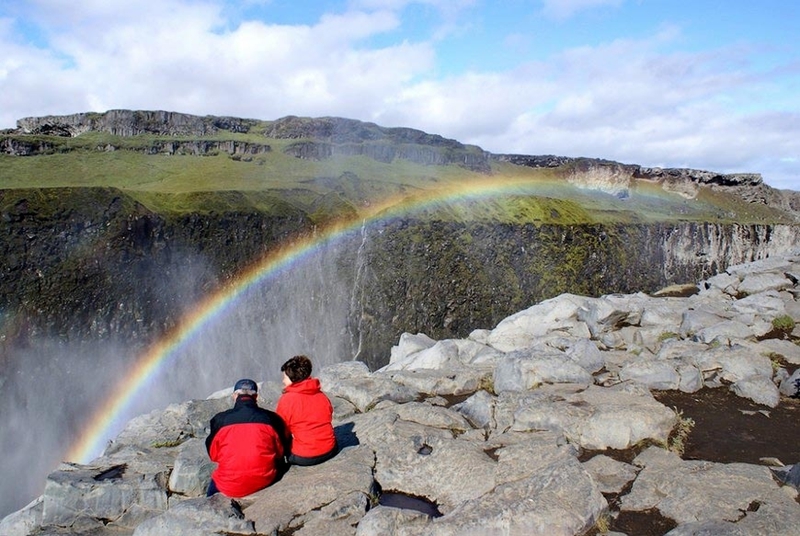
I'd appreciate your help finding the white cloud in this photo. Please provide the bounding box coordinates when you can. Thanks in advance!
[0,0,797,190]
[0,2,434,124]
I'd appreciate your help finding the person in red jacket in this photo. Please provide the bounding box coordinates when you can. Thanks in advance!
[205,378,289,497]
[276,355,338,466]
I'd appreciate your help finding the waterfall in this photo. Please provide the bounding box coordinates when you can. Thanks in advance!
[349,219,370,361]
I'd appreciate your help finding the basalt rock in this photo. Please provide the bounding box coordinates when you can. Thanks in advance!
[2,183,800,370]
[16,110,258,137]
[494,153,800,211]
[10,111,492,171]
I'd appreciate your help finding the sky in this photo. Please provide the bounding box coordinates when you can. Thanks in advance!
[1,0,798,190]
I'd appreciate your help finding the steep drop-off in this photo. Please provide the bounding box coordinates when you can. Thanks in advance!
[2,187,798,369]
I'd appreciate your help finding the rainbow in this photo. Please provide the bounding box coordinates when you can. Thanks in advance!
[63,174,650,463]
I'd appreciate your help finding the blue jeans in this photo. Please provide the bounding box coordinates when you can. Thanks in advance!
[287,443,339,466]
[206,477,220,497]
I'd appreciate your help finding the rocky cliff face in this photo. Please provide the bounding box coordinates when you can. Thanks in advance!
[2,186,799,369]
[9,111,491,172]
[16,110,259,137]
[494,153,800,211]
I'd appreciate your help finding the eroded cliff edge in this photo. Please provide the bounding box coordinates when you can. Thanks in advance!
[2,185,799,369]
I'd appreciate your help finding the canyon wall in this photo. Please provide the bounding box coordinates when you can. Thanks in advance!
[2,187,798,369]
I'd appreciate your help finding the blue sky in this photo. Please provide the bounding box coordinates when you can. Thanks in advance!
[1,0,798,190]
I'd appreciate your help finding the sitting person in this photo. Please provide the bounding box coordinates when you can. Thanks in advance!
[205,378,289,497]
[276,355,338,466]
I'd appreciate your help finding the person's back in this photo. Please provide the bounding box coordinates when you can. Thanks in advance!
[206,379,288,497]
[276,355,337,466]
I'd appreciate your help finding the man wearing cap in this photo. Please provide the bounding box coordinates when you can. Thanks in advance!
[205,379,289,498]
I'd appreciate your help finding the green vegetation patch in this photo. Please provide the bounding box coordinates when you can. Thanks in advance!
[2,129,796,225]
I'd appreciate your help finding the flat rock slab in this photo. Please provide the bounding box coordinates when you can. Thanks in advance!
[133,494,254,536]
[42,461,169,529]
[623,446,800,529]
[243,445,375,534]
[508,383,677,450]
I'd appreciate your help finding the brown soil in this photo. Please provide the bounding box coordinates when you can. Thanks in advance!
[654,387,800,465]
[585,387,800,536]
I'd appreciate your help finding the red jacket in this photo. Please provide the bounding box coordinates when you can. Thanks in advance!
[205,396,288,498]
[276,378,336,458]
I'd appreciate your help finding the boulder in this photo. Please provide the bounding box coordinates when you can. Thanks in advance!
[779,368,800,397]
[426,455,606,536]
[582,454,639,494]
[730,375,781,407]
[509,383,677,450]
[320,363,418,412]
[619,359,681,390]
[167,438,215,497]
[487,294,589,351]
[493,348,592,393]
[737,273,794,295]
[42,461,169,529]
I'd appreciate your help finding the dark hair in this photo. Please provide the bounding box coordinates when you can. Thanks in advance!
[281,355,312,383]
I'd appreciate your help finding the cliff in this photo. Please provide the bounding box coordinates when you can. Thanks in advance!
[494,153,800,211]
[8,110,491,172]
[3,185,799,368]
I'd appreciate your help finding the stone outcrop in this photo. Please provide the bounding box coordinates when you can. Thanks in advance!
[98,139,272,157]
[8,110,492,171]
[1,137,59,155]
[282,140,490,172]
[493,153,800,213]
[3,250,799,535]
[16,110,259,137]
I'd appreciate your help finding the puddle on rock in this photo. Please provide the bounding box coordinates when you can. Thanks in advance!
[378,491,443,518]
